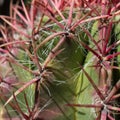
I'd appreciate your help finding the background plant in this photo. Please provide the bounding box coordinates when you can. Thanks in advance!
[0,0,120,120]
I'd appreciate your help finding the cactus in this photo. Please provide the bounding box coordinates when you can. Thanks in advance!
[0,0,120,120]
